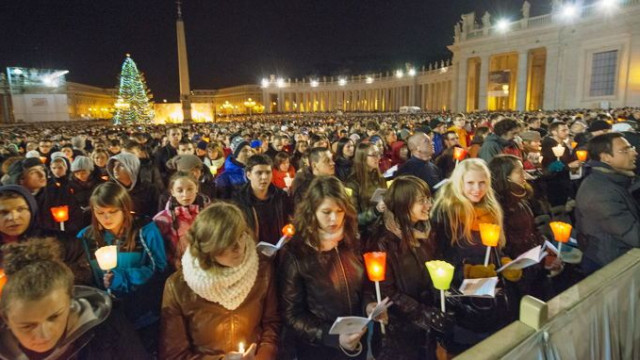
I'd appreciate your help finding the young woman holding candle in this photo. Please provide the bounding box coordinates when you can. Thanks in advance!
[271,151,296,190]
[278,176,381,360]
[430,158,519,354]
[153,172,210,270]
[77,182,167,331]
[159,202,280,360]
[0,237,148,360]
[364,175,453,360]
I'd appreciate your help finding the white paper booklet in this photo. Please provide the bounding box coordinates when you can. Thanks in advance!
[256,235,289,257]
[383,165,398,178]
[497,245,548,272]
[328,298,392,335]
[457,277,499,297]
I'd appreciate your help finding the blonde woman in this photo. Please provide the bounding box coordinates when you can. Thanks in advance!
[431,158,518,354]
[160,202,279,360]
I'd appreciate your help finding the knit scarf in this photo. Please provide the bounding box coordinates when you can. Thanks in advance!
[470,206,499,231]
[383,211,430,248]
[181,244,259,310]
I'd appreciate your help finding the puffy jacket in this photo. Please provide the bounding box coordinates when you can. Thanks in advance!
[160,256,280,360]
[576,163,640,270]
[364,220,440,360]
[214,156,247,199]
[277,239,368,360]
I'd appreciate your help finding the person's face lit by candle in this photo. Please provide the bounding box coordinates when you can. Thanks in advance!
[410,194,432,223]
[508,161,527,186]
[5,287,71,354]
[94,205,125,235]
[462,169,488,203]
[315,198,345,233]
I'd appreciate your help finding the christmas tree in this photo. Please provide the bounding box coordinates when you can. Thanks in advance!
[113,54,155,124]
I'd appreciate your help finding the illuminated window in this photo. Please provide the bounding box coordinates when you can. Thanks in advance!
[589,50,617,97]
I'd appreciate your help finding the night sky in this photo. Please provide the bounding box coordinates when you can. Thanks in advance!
[0,0,548,101]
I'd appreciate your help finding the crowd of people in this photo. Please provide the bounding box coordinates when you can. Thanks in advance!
[0,107,638,359]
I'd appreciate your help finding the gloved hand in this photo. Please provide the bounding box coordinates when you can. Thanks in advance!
[500,257,523,282]
[547,161,566,173]
[463,264,497,279]
[427,308,455,335]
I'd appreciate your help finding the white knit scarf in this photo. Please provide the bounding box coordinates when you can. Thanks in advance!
[181,244,259,310]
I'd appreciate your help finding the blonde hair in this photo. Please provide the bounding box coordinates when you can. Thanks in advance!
[187,202,252,270]
[431,158,505,247]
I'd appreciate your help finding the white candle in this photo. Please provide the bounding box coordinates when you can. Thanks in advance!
[552,144,565,159]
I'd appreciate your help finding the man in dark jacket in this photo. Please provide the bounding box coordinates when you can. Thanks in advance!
[478,118,520,163]
[234,155,293,246]
[396,133,442,190]
[154,127,182,182]
[576,133,640,275]
[291,147,335,207]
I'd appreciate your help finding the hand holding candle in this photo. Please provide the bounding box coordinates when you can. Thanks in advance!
[363,251,387,334]
[479,223,500,266]
[50,205,69,232]
[95,245,117,294]
[549,221,572,262]
[425,260,455,312]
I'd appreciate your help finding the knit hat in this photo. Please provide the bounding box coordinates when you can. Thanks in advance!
[25,150,41,159]
[588,120,612,133]
[429,118,444,129]
[71,156,95,172]
[5,158,45,185]
[166,154,202,173]
[196,140,208,151]
[519,131,541,142]
[49,151,70,170]
[250,140,262,149]
[230,136,249,158]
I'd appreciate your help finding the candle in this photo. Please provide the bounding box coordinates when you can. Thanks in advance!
[425,260,455,312]
[363,252,387,334]
[386,179,395,188]
[238,342,245,354]
[575,150,588,162]
[344,187,353,197]
[95,245,118,271]
[0,269,6,296]
[209,165,218,176]
[50,206,69,232]
[39,157,47,164]
[552,144,565,160]
[453,147,467,163]
[479,223,501,266]
[549,221,572,261]
[571,141,578,149]
[284,173,293,188]
[282,224,295,237]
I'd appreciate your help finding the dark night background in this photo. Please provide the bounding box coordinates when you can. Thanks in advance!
[0,0,550,101]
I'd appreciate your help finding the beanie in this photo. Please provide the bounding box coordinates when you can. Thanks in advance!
[519,131,541,142]
[588,120,612,133]
[166,154,202,173]
[71,156,95,173]
[230,136,249,158]
[6,158,45,185]
[196,140,208,151]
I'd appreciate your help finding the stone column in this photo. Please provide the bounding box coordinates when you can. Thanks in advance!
[478,54,490,111]
[456,57,468,112]
[516,50,528,111]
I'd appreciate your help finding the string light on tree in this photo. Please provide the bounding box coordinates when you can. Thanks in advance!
[113,54,155,125]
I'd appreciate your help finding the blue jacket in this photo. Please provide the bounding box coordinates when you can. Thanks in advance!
[214,156,247,199]
[77,221,167,295]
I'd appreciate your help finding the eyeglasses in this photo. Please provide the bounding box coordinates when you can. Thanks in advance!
[617,146,636,154]
[415,197,432,205]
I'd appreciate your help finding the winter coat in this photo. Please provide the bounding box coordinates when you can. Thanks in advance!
[153,201,201,269]
[0,286,149,360]
[278,238,368,360]
[345,173,383,227]
[214,156,247,199]
[290,168,315,208]
[364,220,440,360]
[396,157,443,191]
[576,163,640,271]
[154,144,178,180]
[478,133,509,163]
[34,181,85,235]
[234,183,293,245]
[334,156,352,182]
[159,256,280,360]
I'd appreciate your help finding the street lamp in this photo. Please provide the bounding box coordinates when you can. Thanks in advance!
[243,98,256,116]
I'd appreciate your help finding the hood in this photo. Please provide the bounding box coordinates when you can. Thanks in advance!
[0,286,110,360]
[107,153,140,190]
[223,155,245,173]
[485,133,509,146]
[0,185,38,239]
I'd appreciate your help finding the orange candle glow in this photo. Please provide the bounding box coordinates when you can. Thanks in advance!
[363,252,387,282]
[453,147,467,161]
[0,269,6,296]
[39,157,47,164]
[575,150,588,162]
[282,224,295,237]
[479,223,500,247]
[571,141,578,149]
[50,206,69,223]
[549,221,572,243]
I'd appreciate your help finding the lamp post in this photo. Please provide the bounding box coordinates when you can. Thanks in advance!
[243,98,256,116]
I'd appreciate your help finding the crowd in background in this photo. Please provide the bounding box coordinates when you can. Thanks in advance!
[0,107,638,359]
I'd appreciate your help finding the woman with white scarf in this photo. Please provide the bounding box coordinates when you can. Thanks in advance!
[159,202,280,360]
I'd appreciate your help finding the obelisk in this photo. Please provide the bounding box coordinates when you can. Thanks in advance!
[176,0,192,123]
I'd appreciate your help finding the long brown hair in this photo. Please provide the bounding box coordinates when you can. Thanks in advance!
[384,175,432,251]
[293,176,358,251]
[351,142,386,201]
[88,182,137,251]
